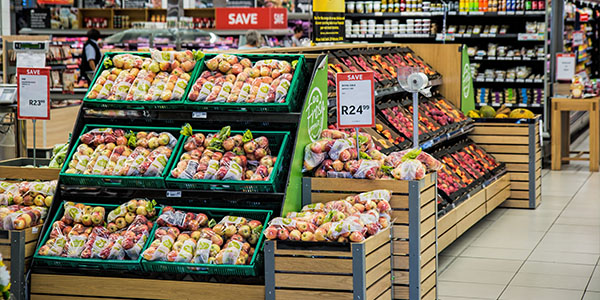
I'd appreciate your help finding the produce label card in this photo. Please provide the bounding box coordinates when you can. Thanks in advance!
[17,67,50,120]
[336,72,375,128]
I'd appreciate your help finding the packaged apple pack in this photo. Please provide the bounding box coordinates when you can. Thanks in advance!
[170,125,280,182]
[0,180,56,207]
[264,189,393,243]
[65,127,177,178]
[86,50,201,102]
[37,200,157,262]
[187,54,297,104]
[142,207,263,267]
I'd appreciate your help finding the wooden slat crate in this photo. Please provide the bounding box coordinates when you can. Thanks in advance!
[264,227,392,300]
[300,174,437,300]
[31,273,264,300]
[0,225,43,300]
[437,173,510,253]
[0,158,59,181]
[470,116,542,209]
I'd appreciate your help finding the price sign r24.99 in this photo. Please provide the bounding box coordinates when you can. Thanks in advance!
[336,72,375,128]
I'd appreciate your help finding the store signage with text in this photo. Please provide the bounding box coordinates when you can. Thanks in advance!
[215,8,287,30]
[17,67,50,120]
[312,0,345,43]
[336,72,375,128]
[556,53,576,81]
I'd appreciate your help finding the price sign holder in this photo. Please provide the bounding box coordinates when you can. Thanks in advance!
[335,72,375,155]
[17,67,51,166]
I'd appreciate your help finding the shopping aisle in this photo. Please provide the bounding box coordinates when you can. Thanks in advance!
[438,134,600,300]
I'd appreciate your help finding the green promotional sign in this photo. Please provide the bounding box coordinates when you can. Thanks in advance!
[282,55,328,215]
[460,46,475,113]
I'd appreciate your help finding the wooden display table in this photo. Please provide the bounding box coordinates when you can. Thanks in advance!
[1,225,43,300]
[551,97,600,172]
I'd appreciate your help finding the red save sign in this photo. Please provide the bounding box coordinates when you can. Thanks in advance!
[215,7,287,30]
[580,13,589,22]
[336,72,375,128]
[17,67,50,120]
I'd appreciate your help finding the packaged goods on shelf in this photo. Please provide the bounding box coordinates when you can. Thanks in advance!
[0,180,56,230]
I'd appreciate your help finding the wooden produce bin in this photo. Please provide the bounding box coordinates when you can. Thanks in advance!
[264,227,392,300]
[470,117,542,208]
[0,158,59,181]
[1,225,43,300]
[31,274,265,300]
[437,173,511,253]
[299,174,437,300]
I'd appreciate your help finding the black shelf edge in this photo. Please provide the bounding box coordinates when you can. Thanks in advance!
[447,10,546,16]
[473,78,545,84]
[470,56,546,62]
[475,103,544,108]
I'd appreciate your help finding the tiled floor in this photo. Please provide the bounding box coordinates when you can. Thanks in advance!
[438,133,600,300]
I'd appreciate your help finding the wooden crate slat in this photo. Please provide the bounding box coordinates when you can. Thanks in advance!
[438,208,457,235]
[275,273,353,290]
[421,200,436,220]
[510,190,530,199]
[274,242,352,257]
[0,225,42,244]
[422,287,436,300]
[274,256,352,273]
[310,178,409,192]
[455,189,486,221]
[470,135,529,144]
[366,257,392,287]
[366,273,392,300]
[0,165,59,181]
[421,215,435,236]
[365,227,392,254]
[393,240,408,255]
[438,226,457,253]
[487,185,510,213]
[275,289,351,300]
[391,210,409,224]
[421,229,436,252]
[392,225,408,239]
[393,254,409,270]
[477,144,530,154]
[421,257,436,282]
[510,182,530,190]
[388,195,409,209]
[420,185,437,208]
[375,288,392,300]
[493,154,529,163]
[506,163,529,172]
[421,272,436,297]
[474,122,529,127]
[486,174,510,198]
[310,193,355,204]
[421,244,436,269]
[31,296,130,300]
[457,204,486,236]
[501,199,531,208]
[365,242,391,270]
[393,284,409,299]
[472,126,529,135]
[510,172,529,181]
[31,274,264,300]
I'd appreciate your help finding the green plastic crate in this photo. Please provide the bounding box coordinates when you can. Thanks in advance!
[165,130,290,192]
[141,206,272,277]
[59,124,183,188]
[33,202,162,271]
[183,53,307,112]
[83,51,203,110]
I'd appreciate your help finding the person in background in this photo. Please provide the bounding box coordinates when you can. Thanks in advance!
[239,30,262,50]
[291,25,304,47]
[80,29,101,83]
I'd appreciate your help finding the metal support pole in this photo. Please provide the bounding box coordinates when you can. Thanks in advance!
[11,230,25,300]
[264,241,276,300]
[408,181,421,300]
[412,92,420,148]
[32,120,37,166]
[528,123,537,208]
[352,243,367,300]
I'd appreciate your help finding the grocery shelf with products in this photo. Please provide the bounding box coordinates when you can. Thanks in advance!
[562,1,599,79]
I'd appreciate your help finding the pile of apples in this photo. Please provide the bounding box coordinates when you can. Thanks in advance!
[106,198,157,233]
[188,54,296,103]
[170,126,277,181]
[37,200,157,260]
[87,49,201,101]
[0,180,56,230]
[65,127,178,178]
[0,180,56,207]
[142,207,263,265]
[264,189,392,243]
[303,129,441,180]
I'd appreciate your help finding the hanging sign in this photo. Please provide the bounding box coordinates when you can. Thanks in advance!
[336,72,375,128]
[580,12,589,22]
[556,53,576,81]
[17,67,50,120]
[312,0,345,43]
[215,7,287,29]
[37,0,74,4]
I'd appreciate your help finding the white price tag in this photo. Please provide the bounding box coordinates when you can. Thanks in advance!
[336,72,375,128]
[17,67,50,120]
[192,111,207,119]
[166,190,182,197]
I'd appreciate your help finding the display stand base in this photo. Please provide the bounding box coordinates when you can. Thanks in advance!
[438,173,511,252]
[1,225,42,300]
[470,117,542,209]
[31,273,265,300]
[302,174,437,300]
[0,158,59,181]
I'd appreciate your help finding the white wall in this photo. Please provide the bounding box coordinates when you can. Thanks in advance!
[1,0,11,35]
